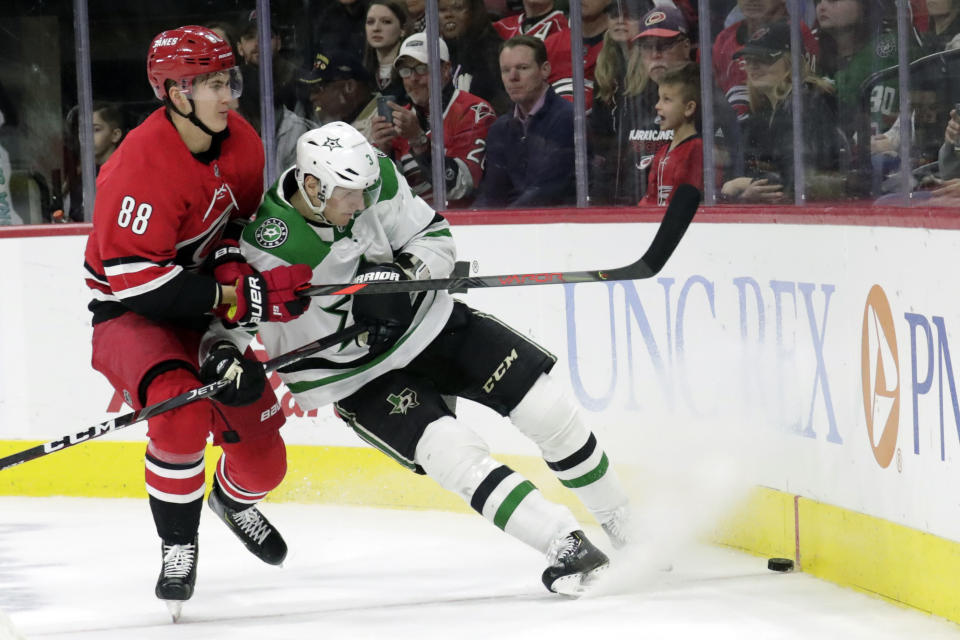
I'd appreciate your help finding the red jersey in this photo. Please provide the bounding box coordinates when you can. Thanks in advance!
[493,10,568,41]
[392,89,497,208]
[545,29,603,111]
[643,134,703,206]
[84,108,265,322]
[713,20,819,119]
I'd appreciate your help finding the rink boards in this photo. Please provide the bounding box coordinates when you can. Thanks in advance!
[1,215,960,622]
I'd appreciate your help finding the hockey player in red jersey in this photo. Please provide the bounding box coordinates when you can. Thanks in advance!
[82,25,312,619]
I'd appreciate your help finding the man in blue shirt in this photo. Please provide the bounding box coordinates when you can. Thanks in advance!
[475,35,576,208]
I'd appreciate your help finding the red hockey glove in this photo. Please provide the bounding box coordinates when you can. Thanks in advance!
[209,239,254,286]
[221,264,313,325]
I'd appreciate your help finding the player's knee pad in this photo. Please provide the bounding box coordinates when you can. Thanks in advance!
[415,416,499,501]
[509,373,588,455]
[218,431,287,496]
[145,368,216,454]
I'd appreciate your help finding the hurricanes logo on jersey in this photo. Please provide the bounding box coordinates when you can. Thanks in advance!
[469,102,495,124]
[387,388,420,415]
[255,218,289,248]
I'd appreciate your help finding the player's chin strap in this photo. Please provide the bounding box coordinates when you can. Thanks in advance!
[164,97,220,137]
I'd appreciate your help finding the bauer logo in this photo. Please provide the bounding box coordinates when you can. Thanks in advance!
[255,218,289,248]
[861,284,900,468]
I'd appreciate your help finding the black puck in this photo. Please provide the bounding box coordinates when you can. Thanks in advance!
[767,557,794,572]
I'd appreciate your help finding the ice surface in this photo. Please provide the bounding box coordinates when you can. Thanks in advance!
[1,497,958,640]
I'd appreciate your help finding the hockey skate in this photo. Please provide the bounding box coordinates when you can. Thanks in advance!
[542,530,609,596]
[601,505,631,550]
[207,485,287,566]
[155,537,198,622]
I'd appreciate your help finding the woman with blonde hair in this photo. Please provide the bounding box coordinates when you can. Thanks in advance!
[720,20,844,202]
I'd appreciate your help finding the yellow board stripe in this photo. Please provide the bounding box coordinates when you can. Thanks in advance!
[2,440,959,625]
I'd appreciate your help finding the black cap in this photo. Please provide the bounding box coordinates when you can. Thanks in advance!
[298,51,372,86]
[733,21,791,60]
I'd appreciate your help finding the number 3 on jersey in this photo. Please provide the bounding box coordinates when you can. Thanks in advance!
[117,195,153,235]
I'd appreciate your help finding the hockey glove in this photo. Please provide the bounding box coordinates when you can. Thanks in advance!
[222,264,313,325]
[209,239,254,286]
[350,263,414,350]
[199,342,266,407]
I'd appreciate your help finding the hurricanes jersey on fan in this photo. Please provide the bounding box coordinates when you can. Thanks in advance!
[210,153,456,409]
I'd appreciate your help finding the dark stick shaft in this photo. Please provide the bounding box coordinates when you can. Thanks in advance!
[299,184,700,297]
[0,325,366,471]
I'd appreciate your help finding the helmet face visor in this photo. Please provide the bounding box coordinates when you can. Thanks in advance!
[178,66,243,100]
[363,176,382,208]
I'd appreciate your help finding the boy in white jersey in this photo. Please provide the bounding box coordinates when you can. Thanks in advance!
[201,121,631,595]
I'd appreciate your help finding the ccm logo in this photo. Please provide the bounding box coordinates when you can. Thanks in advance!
[355,270,400,284]
[498,273,563,285]
[43,423,116,453]
[483,348,519,393]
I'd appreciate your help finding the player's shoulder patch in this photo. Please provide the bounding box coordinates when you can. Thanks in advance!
[252,217,290,249]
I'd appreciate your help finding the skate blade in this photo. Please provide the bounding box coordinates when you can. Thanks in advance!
[164,600,183,623]
[550,563,609,597]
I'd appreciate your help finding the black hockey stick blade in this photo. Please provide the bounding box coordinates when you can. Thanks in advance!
[299,183,700,297]
[0,324,366,471]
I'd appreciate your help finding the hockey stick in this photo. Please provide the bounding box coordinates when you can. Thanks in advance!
[0,324,366,471]
[299,183,700,297]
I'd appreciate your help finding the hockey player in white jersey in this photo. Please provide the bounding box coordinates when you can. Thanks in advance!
[201,121,631,595]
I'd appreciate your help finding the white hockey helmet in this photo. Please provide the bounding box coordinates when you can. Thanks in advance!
[295,121,382,224]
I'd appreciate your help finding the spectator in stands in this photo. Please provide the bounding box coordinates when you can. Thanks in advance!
[713,0,819,120]
[235,11,300,114]
[237,63,313,171]
[587,0,650,204]
[307,0,369,61]
[719,21,844,203]
[372,34,497,207]
[364,0,411,105]
[440,0,513,114]
[0,97,23,226]
[475,36,576,208]
[493,0,569,40]
[642,62,703,205]
[921,0,960,53]
[299,51,379,139]
[63,102,127,222]
[203,21,236,53]
[406,0,428,32]
[544,0,611,108]
[815,0,900,142]
[588,5,694,204]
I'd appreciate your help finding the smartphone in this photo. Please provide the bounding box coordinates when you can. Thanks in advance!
[377,94,397,120]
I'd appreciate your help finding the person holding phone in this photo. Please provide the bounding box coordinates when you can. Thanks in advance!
[298,50,382,142]
[370,34,496,208]
[931,104,960,203]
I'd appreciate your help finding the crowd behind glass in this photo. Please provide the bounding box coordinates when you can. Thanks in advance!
[1,0,959,224]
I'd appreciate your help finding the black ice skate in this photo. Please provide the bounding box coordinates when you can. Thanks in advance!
[155,537,198,622]
[207,485,287,566]
[542,530,609,596]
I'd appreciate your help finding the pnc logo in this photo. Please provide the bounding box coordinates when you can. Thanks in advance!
[861,284,900,468]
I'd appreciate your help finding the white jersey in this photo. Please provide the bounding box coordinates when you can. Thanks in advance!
[207,156,456,409]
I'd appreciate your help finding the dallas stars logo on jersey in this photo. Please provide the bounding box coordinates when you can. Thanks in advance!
[387,388,420,415]
[254,218,289,248]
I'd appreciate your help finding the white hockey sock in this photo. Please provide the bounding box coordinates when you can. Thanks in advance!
[510,374,629,524]
[416,416,578,553]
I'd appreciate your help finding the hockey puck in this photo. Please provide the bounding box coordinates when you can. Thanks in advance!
[767,557,794,572]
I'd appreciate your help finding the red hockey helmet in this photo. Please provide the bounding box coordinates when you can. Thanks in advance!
[146,25,238,100]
